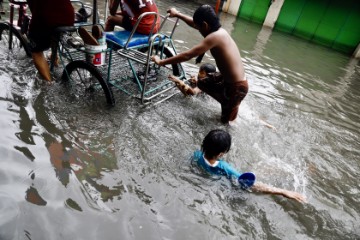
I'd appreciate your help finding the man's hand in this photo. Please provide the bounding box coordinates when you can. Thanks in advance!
[167,8,179,18]
[151,55,162,66]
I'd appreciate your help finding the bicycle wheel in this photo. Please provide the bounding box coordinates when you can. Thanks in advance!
[139,45,181,76]
[0,22,31,58]
[61,60,115,106]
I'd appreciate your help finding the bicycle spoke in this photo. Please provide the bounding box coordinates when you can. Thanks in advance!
[0,24,29,58]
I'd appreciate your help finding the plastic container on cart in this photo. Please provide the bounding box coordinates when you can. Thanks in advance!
[85,43,107,66]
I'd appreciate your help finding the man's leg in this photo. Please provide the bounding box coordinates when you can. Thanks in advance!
[32,51,51,81]
[105,14,124,31]
[221,104,239,123]
[221,80,249,123]
[197,75,225,103]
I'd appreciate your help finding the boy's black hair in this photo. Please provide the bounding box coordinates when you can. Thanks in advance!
[201,129,231,159]
[193,5,221,33]
[199,63,216,75]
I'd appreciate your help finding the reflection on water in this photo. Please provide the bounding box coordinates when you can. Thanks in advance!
[1,0,360,239]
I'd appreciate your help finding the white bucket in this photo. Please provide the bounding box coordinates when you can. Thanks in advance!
[85,44,107,66]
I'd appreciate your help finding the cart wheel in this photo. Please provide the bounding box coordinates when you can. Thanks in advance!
[139,46,181,76]
[61,60,115,106]
[0,22,31,58]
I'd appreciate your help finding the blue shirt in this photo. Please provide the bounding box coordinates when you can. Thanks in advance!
[192,150,241,179]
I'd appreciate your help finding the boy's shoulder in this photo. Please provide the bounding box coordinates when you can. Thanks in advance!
[193,150,202,161]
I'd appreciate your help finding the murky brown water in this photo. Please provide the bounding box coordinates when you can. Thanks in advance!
[0,0,359,239]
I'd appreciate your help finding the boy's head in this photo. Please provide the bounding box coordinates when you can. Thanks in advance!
[193,5,221,36]
[198,63,216,79]
[201,129,231,159]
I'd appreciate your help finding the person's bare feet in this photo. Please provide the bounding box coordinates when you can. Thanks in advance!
[259,119,277,131]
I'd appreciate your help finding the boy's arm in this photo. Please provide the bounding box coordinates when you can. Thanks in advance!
[251,182,307,203]
[167,8,197,29]
[190,87,201,95]
[220,161,241,179]
[168,75,196,96]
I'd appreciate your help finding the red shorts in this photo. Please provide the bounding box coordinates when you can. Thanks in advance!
[197,72,248,123]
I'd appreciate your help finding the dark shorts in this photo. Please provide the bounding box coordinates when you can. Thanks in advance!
[197,72,249,123]
[28,25,56,52]
[122,16,133,32]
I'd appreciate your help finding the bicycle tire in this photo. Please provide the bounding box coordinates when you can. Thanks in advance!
[138,46,181,76]
[0,22,31,57]
[61,60,115,106]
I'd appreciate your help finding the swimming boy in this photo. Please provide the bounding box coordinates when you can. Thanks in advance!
[168,63,216,96]
[152,5,248,124]
[193,129,307,203]
[105,0,160,34]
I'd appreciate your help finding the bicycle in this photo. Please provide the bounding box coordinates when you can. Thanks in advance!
[0,0,186,106]
[0,0,115,106]
[0,0,93,57]
[0,0,31,58]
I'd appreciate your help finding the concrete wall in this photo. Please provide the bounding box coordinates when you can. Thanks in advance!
[222,0,242,16]
[263,0,285,28]
[353,43,360,59]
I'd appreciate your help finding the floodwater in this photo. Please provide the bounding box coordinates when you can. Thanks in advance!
[1,0,360,239]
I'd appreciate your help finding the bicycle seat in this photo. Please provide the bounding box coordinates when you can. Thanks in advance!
[54,26,77,33]
[106,30,165,48]
[75,6,92,23]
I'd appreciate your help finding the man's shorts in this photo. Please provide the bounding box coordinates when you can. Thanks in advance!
[197,72,248,123]
[28,26,55,52]
[122,16,133,32]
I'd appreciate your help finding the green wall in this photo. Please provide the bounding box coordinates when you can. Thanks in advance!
[274,0,360,54]
[238,0,272,24]
[238,0,360,54]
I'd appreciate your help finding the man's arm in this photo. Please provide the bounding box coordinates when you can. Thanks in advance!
[251,182,307,203]
[167,8,197,29]
[152,33,217,66]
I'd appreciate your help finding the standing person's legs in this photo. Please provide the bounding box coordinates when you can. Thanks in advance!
[221,80,249,123]
[197,73,225,103]
[31,52,51,81]
[28,26,52,81]
[221,104,240,123]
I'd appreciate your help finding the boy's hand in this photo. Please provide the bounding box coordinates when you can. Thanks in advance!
[189,75,197,85]
[151,55,162,65]
[168,75,190,96]
[167,8,179,17]
[168,75,181,84]
[282,190,307,203]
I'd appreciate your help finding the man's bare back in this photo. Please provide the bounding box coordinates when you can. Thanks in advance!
[206,28,246,83]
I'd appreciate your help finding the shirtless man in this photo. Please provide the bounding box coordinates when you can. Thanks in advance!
[152,5,248,124]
